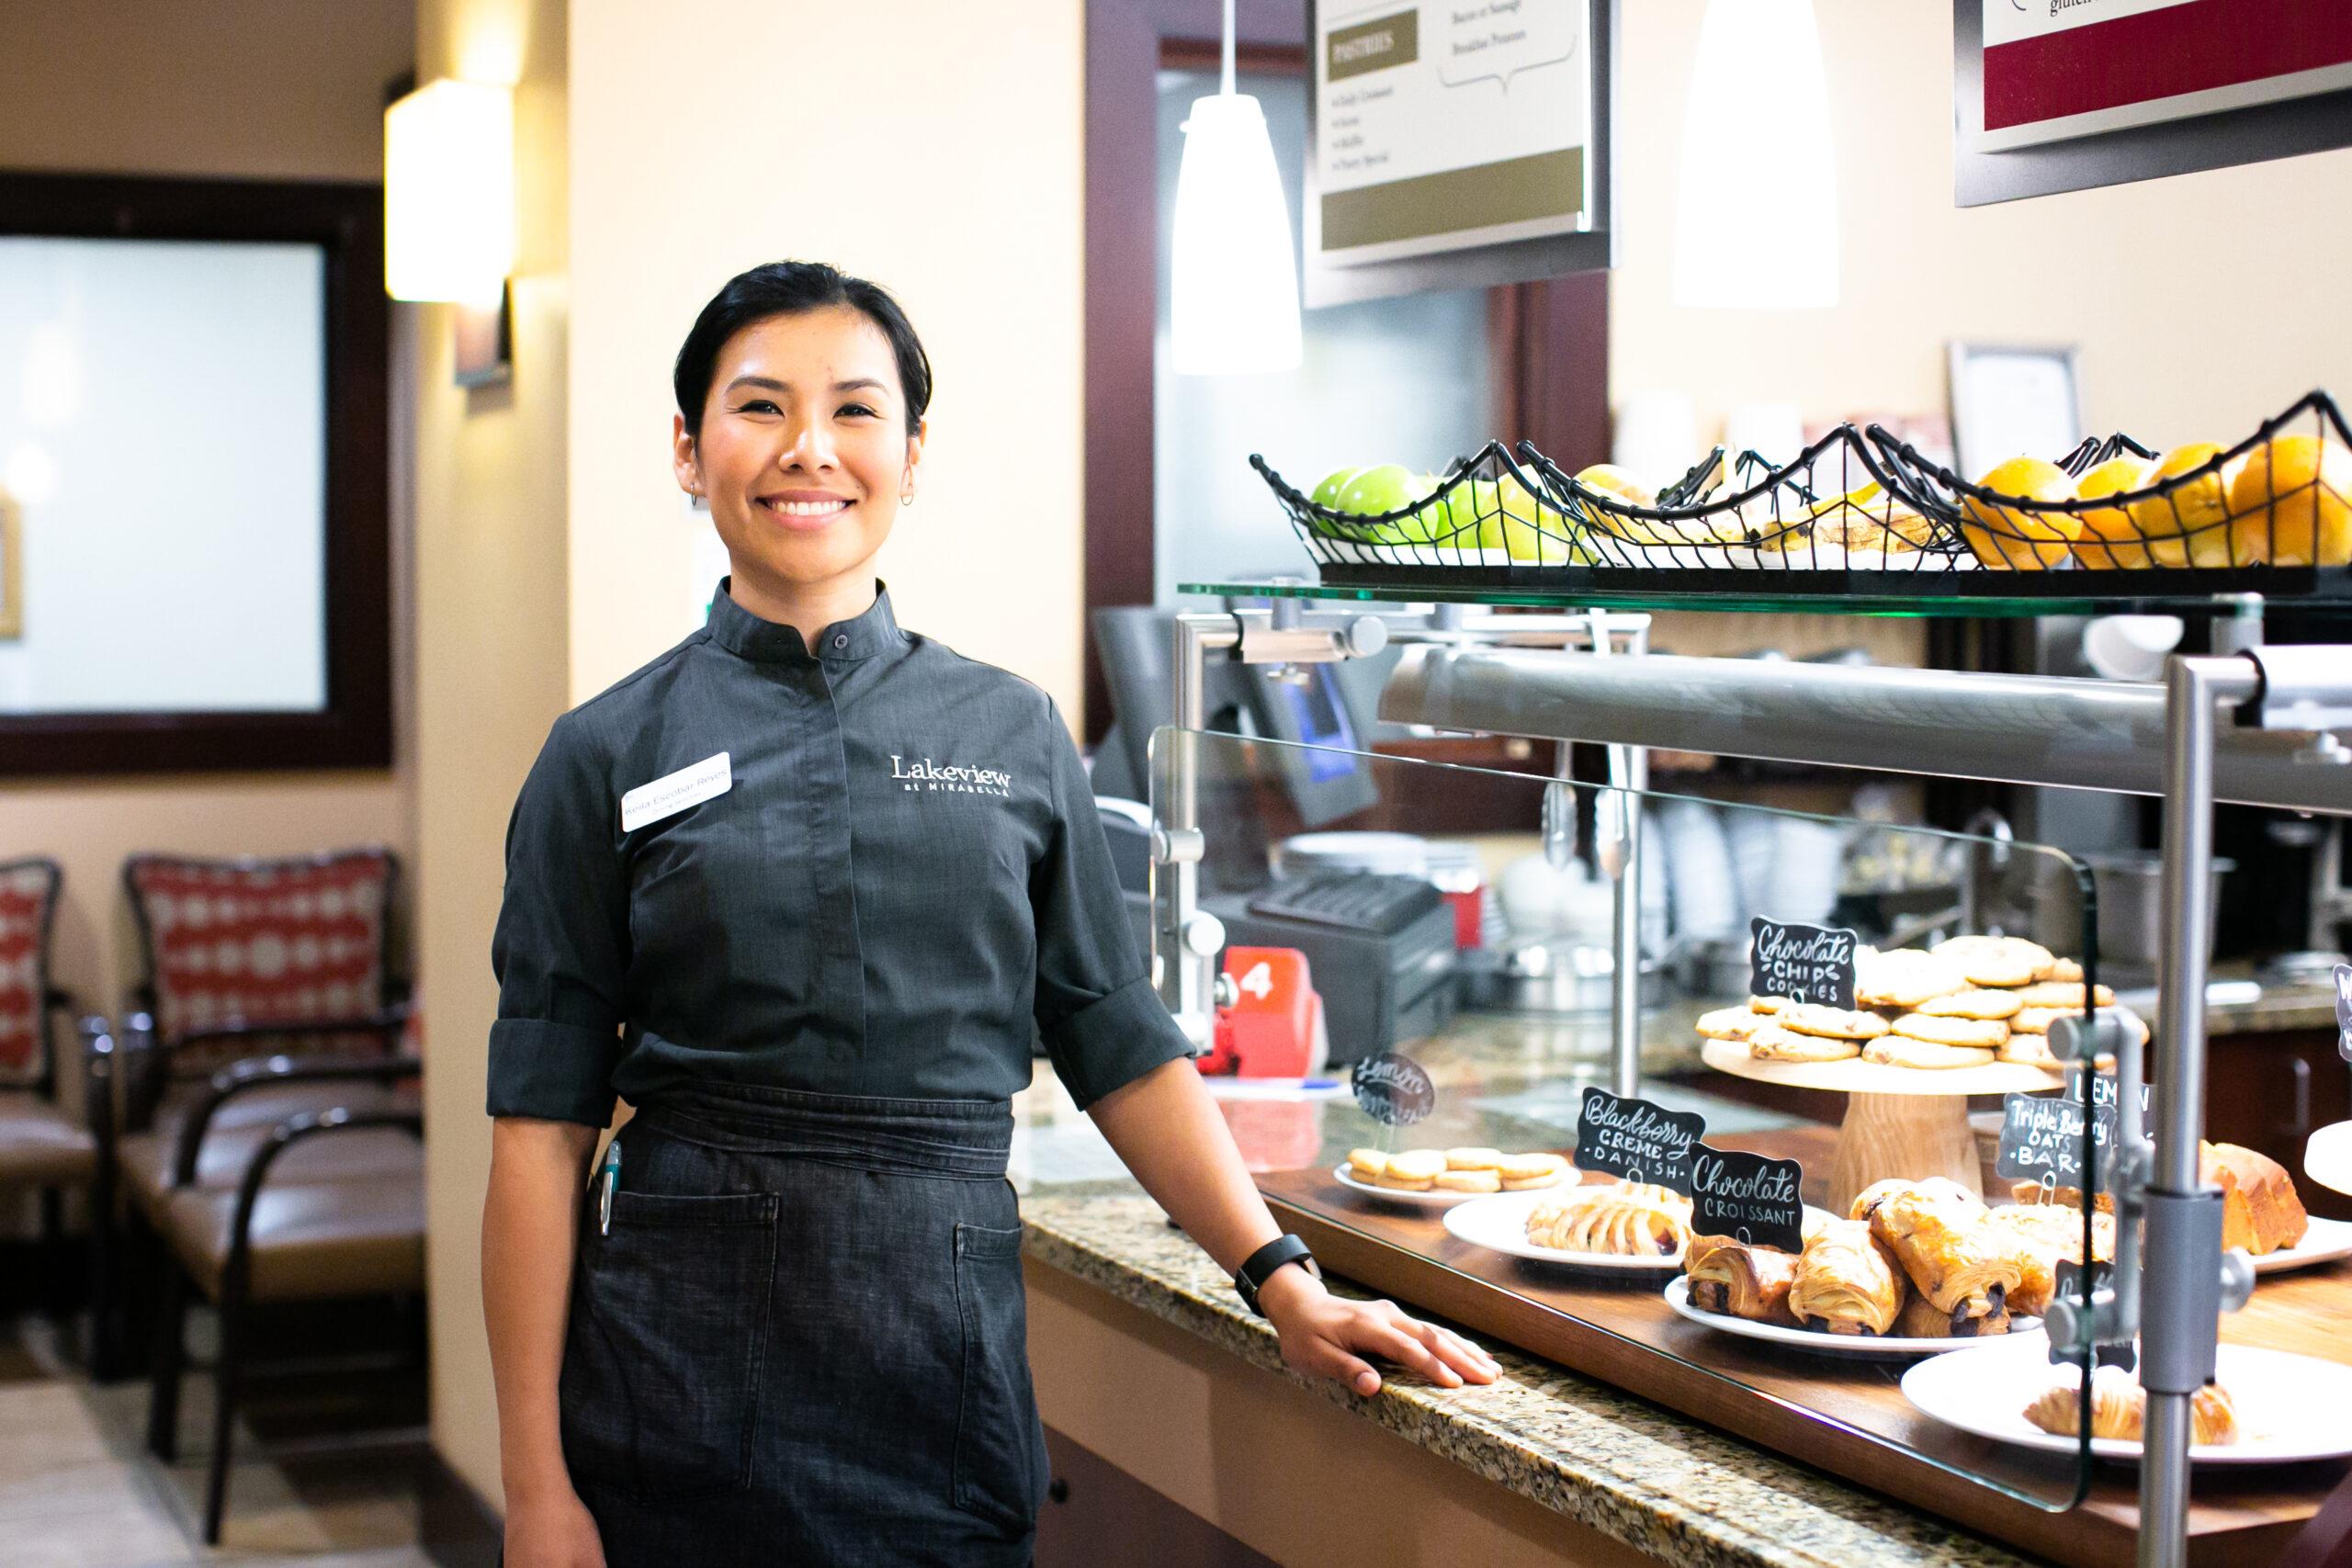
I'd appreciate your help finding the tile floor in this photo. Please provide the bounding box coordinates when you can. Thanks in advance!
[0,1313,438,1566]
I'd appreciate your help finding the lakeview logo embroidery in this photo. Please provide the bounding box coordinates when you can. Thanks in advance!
[890,754,1014,798]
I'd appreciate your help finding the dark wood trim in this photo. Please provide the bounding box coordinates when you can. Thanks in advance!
[0,171,393,775]
[1081,3,1611,739]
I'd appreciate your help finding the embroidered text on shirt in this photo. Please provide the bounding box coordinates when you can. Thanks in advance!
[890,754,1013,797]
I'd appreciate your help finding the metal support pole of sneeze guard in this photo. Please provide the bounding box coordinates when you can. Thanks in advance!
[1156,613,1243,1054]
[1589,610,1650,1099]
[2138,653,2262,1568]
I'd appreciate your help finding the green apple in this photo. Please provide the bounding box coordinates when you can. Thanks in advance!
[1447,478,1498,545]
[1309,466,1361,511]
[1340,463,1440,543]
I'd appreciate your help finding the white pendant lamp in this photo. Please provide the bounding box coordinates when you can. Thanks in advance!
[1671,0,1838,309]
[1170,0,1303,375]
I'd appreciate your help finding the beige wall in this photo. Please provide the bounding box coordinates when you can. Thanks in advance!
[1611,0,2352,454]
[566,0,1089,710]
[0,0,415,1013]
[411,0,571,1512]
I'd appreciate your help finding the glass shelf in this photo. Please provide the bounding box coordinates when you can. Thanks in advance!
[1182,573,2352,620]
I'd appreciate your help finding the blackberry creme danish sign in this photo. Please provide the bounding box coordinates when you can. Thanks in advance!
[1748,918,1859,1010]
[1575,1088,1702,1193]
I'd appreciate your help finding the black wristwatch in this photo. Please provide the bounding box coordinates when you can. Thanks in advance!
[1235,1234,1320,1316]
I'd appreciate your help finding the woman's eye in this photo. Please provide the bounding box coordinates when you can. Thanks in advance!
[839,402,876,419]
[737,399,781,414]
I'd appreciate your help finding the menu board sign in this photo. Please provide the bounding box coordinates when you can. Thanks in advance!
[1995,1073,2150,1192]
[1351,1051,1436,1127]
[1306,0,1611,302]
[1688,1146,1807,1255]
[1575,1088,1702,1192]
[1747,918,1859,1010]
[2050,1259,2136,1372]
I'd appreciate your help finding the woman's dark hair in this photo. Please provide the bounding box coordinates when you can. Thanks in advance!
[673,261,933,438]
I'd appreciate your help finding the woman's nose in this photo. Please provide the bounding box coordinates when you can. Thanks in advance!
[777,414,835,469]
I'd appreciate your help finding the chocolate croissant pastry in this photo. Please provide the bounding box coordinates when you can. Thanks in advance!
[1788,1220,1905,1337]
[1977,1204,2117,1316]
[1892,1292,2010,1339]
[1868,1183,2023,1320]
[1685,1235,1801,1326]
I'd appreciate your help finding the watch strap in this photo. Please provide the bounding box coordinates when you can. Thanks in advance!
[1236,1233,1317,1316]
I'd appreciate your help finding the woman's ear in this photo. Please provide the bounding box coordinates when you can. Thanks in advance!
[900,418,927,495]
[672,413,704,497]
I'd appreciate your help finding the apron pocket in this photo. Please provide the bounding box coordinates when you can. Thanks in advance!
[950,1221,1042,1533]
[561,1189,781,1504]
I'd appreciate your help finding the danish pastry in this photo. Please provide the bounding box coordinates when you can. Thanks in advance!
[1526,1185,1691,1258]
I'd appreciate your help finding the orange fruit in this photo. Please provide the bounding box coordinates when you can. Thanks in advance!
[2128,444,2237,569]
[2227,435,2352,567]
[2068,456,2156,569]
[1961,457,2076,570]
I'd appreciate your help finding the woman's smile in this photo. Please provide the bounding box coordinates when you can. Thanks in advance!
[757,487,857,530]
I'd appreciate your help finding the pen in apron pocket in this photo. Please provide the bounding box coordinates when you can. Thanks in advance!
[596,1139,621,1235]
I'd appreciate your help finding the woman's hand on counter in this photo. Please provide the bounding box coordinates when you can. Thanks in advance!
[1259,1265,1499,1396]
[503,1487,607,1568]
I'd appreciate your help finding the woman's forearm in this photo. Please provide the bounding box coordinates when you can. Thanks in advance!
[483,1116,601,1506]
[1088,1058,1283,1276]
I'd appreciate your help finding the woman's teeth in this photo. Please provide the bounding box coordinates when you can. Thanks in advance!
[768,499,848,516]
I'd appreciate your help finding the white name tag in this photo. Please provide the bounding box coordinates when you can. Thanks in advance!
[620,751,732,832]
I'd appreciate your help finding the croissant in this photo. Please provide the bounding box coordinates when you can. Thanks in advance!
[1869,1184,2022,1319]
[1788,1220,1905,1336]
[1977,1204,2117,1316]
[1685,1236,1801,1326]
[2023,1371,2240,1446]
[1893,1292,2011,1338]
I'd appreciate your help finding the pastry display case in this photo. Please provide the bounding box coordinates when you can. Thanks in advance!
[1144,591,2352,1568]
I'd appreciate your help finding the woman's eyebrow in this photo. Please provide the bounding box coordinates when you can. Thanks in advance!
[721,375,889,397]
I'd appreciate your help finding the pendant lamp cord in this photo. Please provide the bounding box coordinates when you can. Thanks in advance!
[1221,0,1236,95]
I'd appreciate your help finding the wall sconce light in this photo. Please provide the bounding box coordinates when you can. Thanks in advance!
[384,77,515,386]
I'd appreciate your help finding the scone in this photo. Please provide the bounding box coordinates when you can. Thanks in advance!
[1499,1152,1571,1190]
[1779,1002,1891,1041]
[1434,1168,1502,1194]
[1376,1149,1446,1190]
[1749,1024,1862,1064]
[1346,1148,1388,1181]
[2016,980,2116,1009]
[1931,935,2057,988]
[1864,1037,1996,1069]
[1855,949,1966,1010]
[1889,1012,2011,1049]
[1696,1007,1770,1043]
[1445,1147,1506,1171]
[1914,987,2026,1021]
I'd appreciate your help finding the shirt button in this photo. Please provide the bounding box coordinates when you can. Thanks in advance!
[831,634,848,650]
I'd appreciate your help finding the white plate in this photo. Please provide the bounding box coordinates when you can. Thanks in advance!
[2251,1214,2352,1275]
[1443,1188,1835,1273]
[1330,1163,1541,1208]
[1901,1339,2352,1465]
[1663,1277,2043,1360]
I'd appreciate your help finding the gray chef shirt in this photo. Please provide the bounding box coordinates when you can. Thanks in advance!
[486,580,1191,1126]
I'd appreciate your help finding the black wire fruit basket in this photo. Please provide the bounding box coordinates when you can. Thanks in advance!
[1863,389,2352,597]
[1250,389,2352,604]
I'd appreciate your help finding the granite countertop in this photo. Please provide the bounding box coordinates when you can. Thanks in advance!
[1011,1016,2045,1568]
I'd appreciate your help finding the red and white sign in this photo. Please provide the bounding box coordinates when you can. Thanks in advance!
[1977,0,2352,150]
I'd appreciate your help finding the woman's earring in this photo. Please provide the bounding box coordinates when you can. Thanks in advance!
[899,492,914,508]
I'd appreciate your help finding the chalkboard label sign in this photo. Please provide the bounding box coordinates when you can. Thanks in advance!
[1688,1145,1806,1253]
[1995,1072,2151,1192]
[2050,1259,2136,1372]
[2335,963,2351,1064]
[1747,918,1859,1010]
[1576,1088,1703,1193]
[1351,1052,1435,1127]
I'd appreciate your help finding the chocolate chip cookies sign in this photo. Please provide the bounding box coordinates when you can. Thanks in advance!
[1748,918,1859,1011]
[1351,1052,1436,1127]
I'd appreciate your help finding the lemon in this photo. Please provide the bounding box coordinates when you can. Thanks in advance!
[1480,474,1576,562]
[2228,435,2352,567]
[1961,457,2078,570]
[2068,456,2156,569]
[2128,444,2235,569]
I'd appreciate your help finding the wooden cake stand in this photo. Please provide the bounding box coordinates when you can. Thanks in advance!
[1701,1039,2064,1213]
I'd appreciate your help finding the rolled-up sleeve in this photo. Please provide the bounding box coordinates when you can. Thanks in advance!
[487,712,630,1125]
[1031,701,1194,1110]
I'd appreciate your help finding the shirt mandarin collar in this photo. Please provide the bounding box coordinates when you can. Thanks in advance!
[707,579,906,665]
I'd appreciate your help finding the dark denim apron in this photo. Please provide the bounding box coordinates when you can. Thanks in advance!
[558,1083,1044,1567]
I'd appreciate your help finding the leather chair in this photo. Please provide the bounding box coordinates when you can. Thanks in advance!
[0,858,118,1372]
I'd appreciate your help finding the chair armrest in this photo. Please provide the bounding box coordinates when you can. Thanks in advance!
[224,1105,426,1293]
[171,1053,424,1189]
[76,1016,118,1147]
[172,1010,409,1058]
[116,1013,162,1134]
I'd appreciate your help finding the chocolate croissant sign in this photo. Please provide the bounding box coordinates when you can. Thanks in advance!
[1687,1146,1807,1254]
[1747,918,1859,1011]
[1995,1071,2151,1191]
[1351,1052,1436,1127]
[1575,1088,1702,1193]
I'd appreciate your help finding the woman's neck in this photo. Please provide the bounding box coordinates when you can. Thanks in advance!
[726,564,878,649]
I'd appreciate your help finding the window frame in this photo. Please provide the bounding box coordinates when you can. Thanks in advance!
[0,171,391,776]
